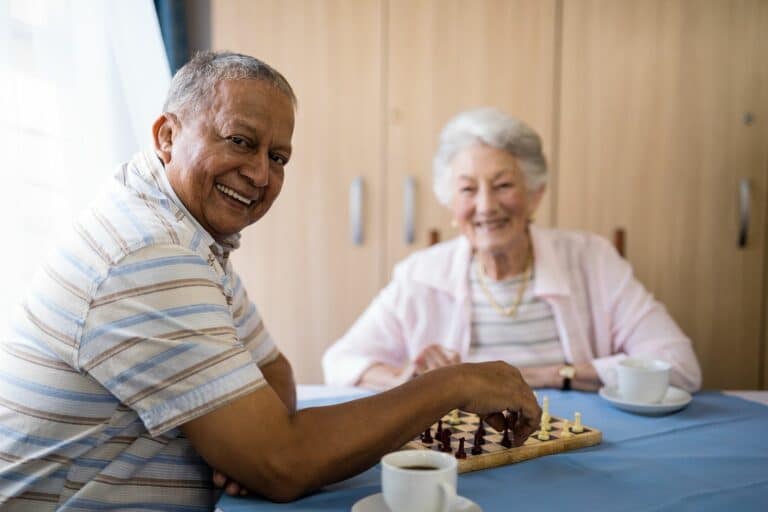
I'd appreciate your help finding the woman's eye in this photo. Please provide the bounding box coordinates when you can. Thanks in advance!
[496,182,513,188]
[460,187,475,194]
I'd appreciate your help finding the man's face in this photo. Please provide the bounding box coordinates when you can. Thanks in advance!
[159,79,295,241]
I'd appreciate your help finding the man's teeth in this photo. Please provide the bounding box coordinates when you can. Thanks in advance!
[216,184,252,206]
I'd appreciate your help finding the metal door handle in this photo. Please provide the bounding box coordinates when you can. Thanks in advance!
[738,178,749,248]
[350,177,363,245]
[404,176,415,244]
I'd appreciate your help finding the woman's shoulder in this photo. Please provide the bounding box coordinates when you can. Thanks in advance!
[534,226,617,255]
[391,237,468,286]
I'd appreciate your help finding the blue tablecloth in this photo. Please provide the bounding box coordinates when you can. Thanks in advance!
[216,391,768,511]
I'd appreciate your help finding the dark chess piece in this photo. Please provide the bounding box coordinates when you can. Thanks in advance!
[456,438,467,459]
[436,420,443,440]
[471,429,484,455]
[477,420,486,438]
[440,428,452,453]
[474,425,485,445]
[421,427,433,444]
[501,425,512,448]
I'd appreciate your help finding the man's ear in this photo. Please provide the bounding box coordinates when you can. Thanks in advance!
[152,113,179,164]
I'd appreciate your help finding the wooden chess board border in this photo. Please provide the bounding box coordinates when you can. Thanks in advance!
[402,415,602,474]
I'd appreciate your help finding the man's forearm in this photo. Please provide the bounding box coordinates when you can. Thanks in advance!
[261,353,297,413]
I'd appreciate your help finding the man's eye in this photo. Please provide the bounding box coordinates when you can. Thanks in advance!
[270,153,288,165]
[496,182,513,189]
[229,136,247,146]
[460,187,476,193]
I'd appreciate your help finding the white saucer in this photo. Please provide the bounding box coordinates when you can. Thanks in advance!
[599,385,692,415]
[351,492,481,512]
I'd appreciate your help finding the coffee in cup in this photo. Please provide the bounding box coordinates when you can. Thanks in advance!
[617,358,671,403]
[381,450,457,512]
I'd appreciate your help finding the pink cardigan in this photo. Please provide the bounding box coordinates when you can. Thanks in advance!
[322,226,702,392]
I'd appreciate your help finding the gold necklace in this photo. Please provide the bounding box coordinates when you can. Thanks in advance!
[475,251,533,318]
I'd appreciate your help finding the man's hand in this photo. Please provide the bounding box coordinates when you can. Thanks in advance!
[456,361,541,445]
[413,344,461,374]
[213,469,248,496]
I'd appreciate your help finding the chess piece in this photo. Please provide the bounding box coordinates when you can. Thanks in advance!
[500,425,512,448]
[448,409,461,425]
[440,428,452,453]
[477,420,486,438]
[540,415,551,432]
[436,420,443,440]
[537,429,550,441]
[572,412,584,433]
[560,419,574,439]
[471,430,483,455]
[474,425,486,445]
[542,396,551,424]
[421,427,433,444]
[456,438,467,459]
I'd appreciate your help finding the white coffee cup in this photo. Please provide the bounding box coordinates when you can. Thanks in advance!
[617,358,671,403]
[381,450,457,512]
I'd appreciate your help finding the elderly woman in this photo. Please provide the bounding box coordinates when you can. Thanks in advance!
[323,108,701,393]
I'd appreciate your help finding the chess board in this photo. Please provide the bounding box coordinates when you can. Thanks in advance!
[402,410,602,473]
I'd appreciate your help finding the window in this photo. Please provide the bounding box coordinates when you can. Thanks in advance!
[0,0,170,320]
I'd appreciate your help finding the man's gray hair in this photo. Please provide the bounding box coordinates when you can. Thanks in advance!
[163,51,297,114]
[432,108,548,206]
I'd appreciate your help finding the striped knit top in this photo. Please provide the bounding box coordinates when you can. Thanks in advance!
[466,257,566,367]
[0,151,278,511]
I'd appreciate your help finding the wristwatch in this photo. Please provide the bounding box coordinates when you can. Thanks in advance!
[558,365,576,391]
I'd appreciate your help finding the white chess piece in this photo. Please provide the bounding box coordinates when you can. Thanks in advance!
[572,412,584,433]
[560,419,574,439]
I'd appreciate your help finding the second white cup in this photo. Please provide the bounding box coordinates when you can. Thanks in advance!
[381,450,457,512]
[617,358,671,403]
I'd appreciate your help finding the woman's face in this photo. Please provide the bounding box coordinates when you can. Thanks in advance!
[449,143,543,253]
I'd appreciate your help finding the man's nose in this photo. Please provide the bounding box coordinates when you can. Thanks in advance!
[240,152,270,187]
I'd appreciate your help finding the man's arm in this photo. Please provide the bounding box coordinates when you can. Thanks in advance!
[260,353,296,413]
[182,361,540,502]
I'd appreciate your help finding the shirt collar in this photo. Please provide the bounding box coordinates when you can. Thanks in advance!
[140,150,241,256]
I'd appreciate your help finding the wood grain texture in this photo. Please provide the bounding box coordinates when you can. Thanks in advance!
[557,0,768,389]
[212,0,386,383]
[385,0,559,269]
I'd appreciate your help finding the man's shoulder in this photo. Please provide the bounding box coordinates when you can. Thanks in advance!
[74,176,202,266]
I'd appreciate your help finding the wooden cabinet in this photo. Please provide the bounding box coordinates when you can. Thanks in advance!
[212,0,768,388]
[386,0,557,265]
[212,0,559,383]
[557,0,768,389]
[212,0,387,383]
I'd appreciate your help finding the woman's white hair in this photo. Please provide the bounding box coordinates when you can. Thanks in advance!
[432,108,547,206]
[163,51,296,115]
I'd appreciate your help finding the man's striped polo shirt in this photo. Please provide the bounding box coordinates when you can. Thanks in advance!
[0,150,278,510]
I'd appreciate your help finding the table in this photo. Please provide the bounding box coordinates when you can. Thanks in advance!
[216,388,768,512]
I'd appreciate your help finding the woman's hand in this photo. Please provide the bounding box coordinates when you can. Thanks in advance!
[414,344,461,375]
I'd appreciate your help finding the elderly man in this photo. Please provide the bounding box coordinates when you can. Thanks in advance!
[0,52,540,509]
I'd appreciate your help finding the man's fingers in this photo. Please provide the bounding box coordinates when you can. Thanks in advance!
[212,471,227,488]
[225,481,240,496]
[484,412,506,431]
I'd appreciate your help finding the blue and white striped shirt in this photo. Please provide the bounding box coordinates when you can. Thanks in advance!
[0,150,278,510]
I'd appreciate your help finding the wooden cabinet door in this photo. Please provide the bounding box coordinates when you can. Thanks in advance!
[212,0,385,383]
[386,0,559,267]
[558,0,768,388]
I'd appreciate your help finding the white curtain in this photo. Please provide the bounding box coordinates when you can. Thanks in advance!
[0,0,171,320]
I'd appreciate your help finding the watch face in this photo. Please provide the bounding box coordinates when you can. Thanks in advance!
[559,366,576,379]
